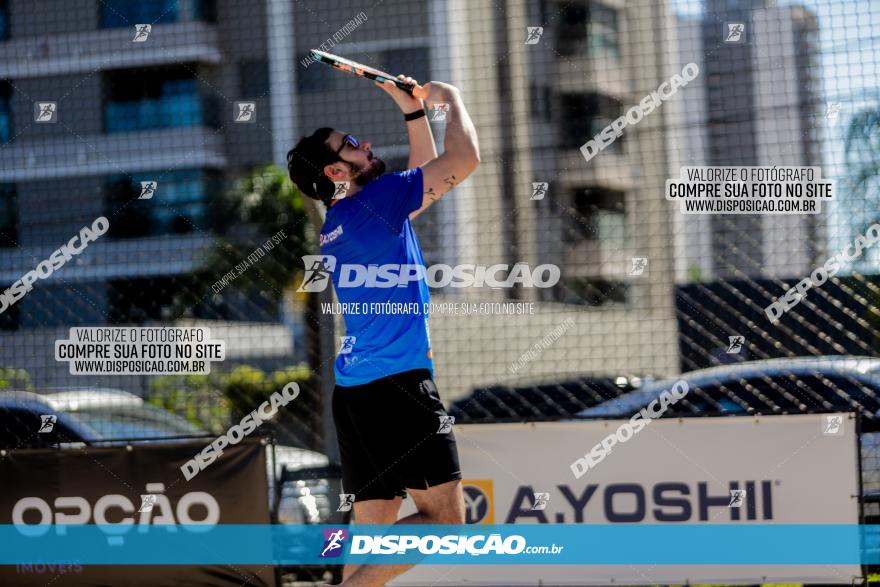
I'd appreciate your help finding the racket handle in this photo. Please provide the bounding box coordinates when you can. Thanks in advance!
[396,81,428,100]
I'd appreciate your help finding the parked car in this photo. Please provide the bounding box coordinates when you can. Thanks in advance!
[43,388,208,441]
[575,355,880,428]
[0,388,332,525]
[449,375,646,423]
[574,356,880,519]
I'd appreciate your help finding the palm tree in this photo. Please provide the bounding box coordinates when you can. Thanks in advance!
[208,163,310,295]
[164,163,333,450]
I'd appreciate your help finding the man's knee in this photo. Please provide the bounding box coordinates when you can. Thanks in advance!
[414,484,465,524]
[353,498,401,524]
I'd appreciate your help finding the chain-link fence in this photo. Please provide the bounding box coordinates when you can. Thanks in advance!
[0,0,878,581]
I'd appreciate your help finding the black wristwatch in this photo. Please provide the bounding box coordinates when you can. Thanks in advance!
[404,108,426,121]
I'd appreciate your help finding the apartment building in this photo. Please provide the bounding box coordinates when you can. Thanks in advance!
[425,0,684,399]
[677,0,823,280]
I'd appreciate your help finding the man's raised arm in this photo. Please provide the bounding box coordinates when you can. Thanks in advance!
[376,75,437,171]
[412,82,480,217]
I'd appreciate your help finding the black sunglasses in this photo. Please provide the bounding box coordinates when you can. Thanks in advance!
[335,134,360,157]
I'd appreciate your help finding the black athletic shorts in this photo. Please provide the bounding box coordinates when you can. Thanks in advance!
[332,368,462,502]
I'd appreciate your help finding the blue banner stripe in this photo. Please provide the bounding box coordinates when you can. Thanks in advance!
[0,524,875,565]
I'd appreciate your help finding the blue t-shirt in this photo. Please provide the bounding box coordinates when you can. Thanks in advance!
[319,168,432,386]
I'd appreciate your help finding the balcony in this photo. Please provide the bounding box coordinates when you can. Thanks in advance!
[0,21,221,79]
[0,232,214,284]
[0,125,226,182]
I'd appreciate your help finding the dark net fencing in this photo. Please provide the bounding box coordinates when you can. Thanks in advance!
[0,0,878,580]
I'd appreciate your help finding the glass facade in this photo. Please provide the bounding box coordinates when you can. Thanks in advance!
[589,3,620,60]
[104,68,218,132]
[0,0,8,41]
[0,81,10,143]
[563,187,627,243]
[0,183,16,248]
[105,169,218,238]
[100,0,179,28]
[100,0,216,28]
[557,2,620,60]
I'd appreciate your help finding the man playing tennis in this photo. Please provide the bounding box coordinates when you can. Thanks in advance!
[287,76,479,587]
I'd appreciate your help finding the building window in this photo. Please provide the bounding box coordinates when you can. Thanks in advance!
[0,0,9,41]
[557,2,620,60]
[560,278,627,306]
[239,59,270,98]
[105,169,218,238]
[564,187,626,243]
[103,67,218,132]
[100,0,216,27]
[109,277,177,323]
[0,183,16,247]
[589,3,620,60]
[100,0,179,28]
[558,2,588,56]
[0,81,10,143]
[561,93,623,150]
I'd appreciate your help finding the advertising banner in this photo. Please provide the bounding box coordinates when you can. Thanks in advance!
[1,437,275,587]
[393,413,861,585]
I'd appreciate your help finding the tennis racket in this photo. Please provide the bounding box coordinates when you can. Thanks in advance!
[309,49,429,100]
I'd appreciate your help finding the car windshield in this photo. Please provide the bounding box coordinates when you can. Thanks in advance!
[70,404,204,439]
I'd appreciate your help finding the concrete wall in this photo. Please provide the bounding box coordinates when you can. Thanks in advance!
[429,296,679,402]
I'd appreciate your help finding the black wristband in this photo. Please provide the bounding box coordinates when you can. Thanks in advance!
[404,108,426,121]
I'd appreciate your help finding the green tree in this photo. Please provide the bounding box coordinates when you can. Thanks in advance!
[153,163,329,449]
[148,364,320,448]
[0,368,30,391]
[169,163,312,318]
[148,372,228,433]
[222,364,319,448]
[208,163,310,296]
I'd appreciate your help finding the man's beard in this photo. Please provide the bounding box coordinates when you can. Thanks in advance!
[351,155,386,186]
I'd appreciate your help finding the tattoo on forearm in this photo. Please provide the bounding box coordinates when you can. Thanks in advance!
[423,176,458,204]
